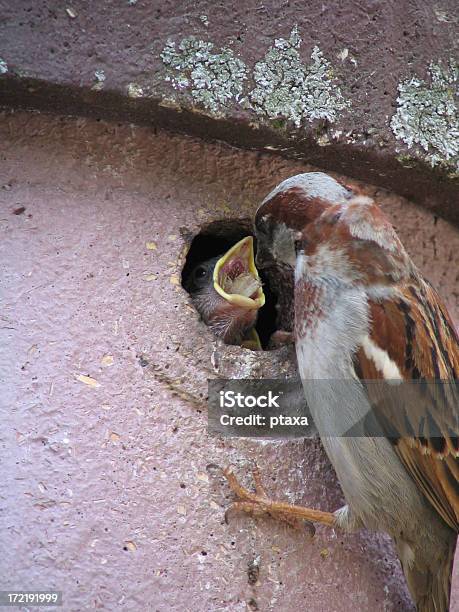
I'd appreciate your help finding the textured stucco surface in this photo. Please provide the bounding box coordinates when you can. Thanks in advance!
[0,1,458,224]
[1,110,458,611]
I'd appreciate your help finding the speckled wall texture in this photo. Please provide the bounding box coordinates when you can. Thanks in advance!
[1,110,458,611]
[0,1,458,223]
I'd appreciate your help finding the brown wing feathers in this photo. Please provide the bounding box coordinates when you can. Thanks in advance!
[356,278,459,531]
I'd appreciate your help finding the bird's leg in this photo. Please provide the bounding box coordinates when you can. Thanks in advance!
[223,467,336,533]
[225,467,306,527]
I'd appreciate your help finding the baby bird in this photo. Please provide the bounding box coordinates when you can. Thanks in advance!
[185,237,265,347]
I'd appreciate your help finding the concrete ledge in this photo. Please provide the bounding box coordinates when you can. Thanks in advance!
[0,1,458,223]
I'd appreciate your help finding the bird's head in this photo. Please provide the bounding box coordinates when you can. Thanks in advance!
[255,172,411,330]
[255,172,353,268]
[185,237,265,347]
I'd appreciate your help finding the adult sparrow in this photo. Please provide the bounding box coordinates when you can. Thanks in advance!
[223,173,459,611]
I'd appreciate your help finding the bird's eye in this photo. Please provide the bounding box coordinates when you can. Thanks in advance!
[194,266,207,279]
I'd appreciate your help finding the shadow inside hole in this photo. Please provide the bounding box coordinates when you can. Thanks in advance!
[181,219,278,349]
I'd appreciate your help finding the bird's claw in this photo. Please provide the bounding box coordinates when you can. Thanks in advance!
[222,466,316,536]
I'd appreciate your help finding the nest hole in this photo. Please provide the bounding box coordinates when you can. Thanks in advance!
[181,219,278,349]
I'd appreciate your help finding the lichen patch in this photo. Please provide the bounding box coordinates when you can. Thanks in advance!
[92,69,106,91]
[390,59,458,169]
[249,27,349,127]
[160,37,248,115]
[0,58,8,74]
[127,82,144,98]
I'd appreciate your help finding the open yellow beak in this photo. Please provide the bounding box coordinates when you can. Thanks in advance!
[213,236,265,310]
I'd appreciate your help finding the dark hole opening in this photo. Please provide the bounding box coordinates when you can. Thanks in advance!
[181,219,278,349]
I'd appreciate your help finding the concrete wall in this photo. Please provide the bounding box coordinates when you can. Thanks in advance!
[1,110,458,611]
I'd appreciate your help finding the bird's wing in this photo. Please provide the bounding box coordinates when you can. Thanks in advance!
[355,279,459,531]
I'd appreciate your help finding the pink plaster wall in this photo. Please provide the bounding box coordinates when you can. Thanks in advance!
[1,110,458,611]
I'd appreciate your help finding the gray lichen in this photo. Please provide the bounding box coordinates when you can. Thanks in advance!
[0,58,8,74]
[160,37,247,114]
[391,59,458,168]
[92,69,106,91]
[127,82,144,98]
[249,27,349,127]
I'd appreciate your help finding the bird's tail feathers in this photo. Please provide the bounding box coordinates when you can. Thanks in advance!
[397,535,456,612]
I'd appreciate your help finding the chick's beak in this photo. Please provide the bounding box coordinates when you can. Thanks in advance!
[213,237,265,309]
[213,237,265,349]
